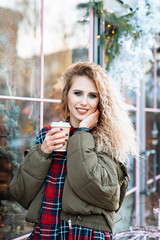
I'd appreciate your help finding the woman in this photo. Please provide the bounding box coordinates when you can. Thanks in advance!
[9,61,137,240]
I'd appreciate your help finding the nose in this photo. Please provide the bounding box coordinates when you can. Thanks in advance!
[81,95,87,105]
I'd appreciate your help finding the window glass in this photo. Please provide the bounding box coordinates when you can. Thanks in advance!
[0,1,90,238]
[0,0,41,98]
[144,112,160,226]
[157,49,160,108]
[145,192,159,228]
[128,157,136,190]
[145,48,160,109]
[114,111,136,233]
[123,87,136,107]
[145,62,154,108]
[146,112,160,152]
[43,0,90,99]
[126,111,136,189]
[129,110,136,128]
[114,193,136,234]
[43,102,63,127]
[0,99,40,238]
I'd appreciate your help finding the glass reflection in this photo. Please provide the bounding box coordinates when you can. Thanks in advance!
[146,113,160,152]
[43,102,63,127]
[0,0,41,98]
[44,0,89,99]
[157,49,160,108]
[145,112,160,227]
[114,193,136,234]
[145,65,154,108]
[0,99,39,239]
[145,192,160,227]
[127,111,136,189]
[145,48,160,108]
[124,87,136,107]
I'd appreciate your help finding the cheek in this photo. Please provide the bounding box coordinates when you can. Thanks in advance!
[69,94,80,104]
[67,95,77,110]
[92,99,99,109]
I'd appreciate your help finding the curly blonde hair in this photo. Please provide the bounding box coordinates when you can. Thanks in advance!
[61,61,138,163]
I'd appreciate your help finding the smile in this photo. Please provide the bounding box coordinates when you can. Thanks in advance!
[76,108,88,114]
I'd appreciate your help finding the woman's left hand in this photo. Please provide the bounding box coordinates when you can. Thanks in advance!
[79,109,100,130]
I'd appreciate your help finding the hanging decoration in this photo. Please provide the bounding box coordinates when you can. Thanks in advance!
[77,0,160,91]
[77,1,139,70]
[108,0,160,91]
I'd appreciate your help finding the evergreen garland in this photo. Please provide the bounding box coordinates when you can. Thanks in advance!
[77,1,140,70]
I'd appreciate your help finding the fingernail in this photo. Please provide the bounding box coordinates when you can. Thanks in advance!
[60,128,63,131]
[65,133,68,136]
[65,139,68,141]
[63,143,65,145]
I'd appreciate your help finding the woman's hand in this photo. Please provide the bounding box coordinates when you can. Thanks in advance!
[41,128,67,154]
[79,109,100,130]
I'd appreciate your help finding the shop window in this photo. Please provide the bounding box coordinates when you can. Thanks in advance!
[114,193,136,234]
[0,99,38,238]
[145,62,154,108]
[0,1,41,98]
[0,0,90,239]
[43,102,62,126]
[146,47,160,109]
[157,49,160,108]
[144,112,160,227]
[43,1,89,100]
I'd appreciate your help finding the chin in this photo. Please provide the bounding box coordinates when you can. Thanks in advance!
[78,116,87,121]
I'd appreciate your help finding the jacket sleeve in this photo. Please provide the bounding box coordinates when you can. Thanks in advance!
[66,130,127,211]
[9,144,52,209]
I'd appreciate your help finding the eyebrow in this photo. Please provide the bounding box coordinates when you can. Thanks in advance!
[73,89,99,95]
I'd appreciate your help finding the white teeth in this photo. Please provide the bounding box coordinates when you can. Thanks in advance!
[77,108,87,112]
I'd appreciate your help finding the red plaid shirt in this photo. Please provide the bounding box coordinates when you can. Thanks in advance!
[28,126,112,240]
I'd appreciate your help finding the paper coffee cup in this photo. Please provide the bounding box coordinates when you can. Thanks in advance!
[50,121,71,151]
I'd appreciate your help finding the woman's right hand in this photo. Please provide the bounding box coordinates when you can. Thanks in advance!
[41,128,67,154]
[79,109,100,130]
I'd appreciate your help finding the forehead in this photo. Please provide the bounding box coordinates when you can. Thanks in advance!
[70,75,98,92]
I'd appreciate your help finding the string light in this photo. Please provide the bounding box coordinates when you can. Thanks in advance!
[106,36,110,39]
[112,30,115,34]
[134,30,137,34]
[102,21,105,25]
[97,35,100,39]
[108,24,111,28]
[101,10,104,13]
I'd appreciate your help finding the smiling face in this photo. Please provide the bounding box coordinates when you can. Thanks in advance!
[67,75,99,127]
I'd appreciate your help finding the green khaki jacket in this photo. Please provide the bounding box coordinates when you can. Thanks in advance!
[9,130,129,233]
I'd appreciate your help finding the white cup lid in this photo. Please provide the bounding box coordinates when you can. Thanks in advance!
[50,121,71,127]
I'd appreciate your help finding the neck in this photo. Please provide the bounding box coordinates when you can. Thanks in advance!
[69,119,80,128]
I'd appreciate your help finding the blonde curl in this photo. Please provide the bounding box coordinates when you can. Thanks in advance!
[61,61,138,163]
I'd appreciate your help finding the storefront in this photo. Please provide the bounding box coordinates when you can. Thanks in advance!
[0,0,160,239]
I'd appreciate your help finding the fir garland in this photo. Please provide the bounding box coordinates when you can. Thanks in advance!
[77,1,140,70]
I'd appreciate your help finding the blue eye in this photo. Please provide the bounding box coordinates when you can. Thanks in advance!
[74,91,82,96]
[89,94,97,98]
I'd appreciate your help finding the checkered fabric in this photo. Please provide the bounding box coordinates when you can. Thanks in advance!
[28,125,112,240]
